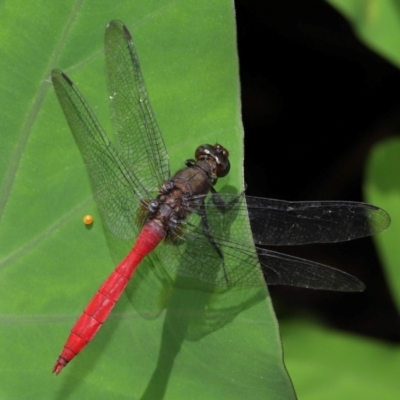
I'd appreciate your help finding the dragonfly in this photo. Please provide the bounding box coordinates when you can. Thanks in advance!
[51,20,390,374]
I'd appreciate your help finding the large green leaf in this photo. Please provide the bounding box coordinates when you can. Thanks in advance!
[0,1,294,398]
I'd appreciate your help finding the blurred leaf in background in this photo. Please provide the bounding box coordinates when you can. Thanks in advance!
[276,1,400,399]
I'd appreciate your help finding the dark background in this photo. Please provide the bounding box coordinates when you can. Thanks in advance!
[236,0,400,342]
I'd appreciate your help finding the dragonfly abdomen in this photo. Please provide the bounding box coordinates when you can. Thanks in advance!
[53,221,165,374]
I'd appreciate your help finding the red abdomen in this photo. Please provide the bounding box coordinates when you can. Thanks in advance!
[53,220,165,374]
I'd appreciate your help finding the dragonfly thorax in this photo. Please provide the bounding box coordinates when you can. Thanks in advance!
[146,144,231,234]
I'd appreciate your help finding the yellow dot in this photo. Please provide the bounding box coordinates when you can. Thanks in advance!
[83,215,94,225]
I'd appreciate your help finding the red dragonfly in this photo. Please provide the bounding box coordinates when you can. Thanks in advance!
[51,20,390,374]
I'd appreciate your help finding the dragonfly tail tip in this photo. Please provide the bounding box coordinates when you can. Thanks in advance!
[52,357,68,375]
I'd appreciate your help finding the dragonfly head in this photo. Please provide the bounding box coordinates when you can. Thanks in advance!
[195,144,230,178]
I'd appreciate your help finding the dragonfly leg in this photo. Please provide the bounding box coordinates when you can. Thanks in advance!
[199,205,230,283]
[209,187,244,211]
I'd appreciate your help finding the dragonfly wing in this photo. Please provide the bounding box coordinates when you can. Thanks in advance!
[155,194,265,287]
[257,247,365,291]
[203,194,390,246]
[155,223,265,287]
[246,196,390,245]
[197,194,365,290]
[52,70,146,240]
[151,194,365,291]
[104,20,170,192]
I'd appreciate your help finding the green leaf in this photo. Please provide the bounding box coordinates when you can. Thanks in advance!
[364,138,400,311]
[0,1,294,398]
[327,0,400,67]
[282,319,400,399]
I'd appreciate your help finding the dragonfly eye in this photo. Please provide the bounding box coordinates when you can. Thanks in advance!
[195,144,230,177]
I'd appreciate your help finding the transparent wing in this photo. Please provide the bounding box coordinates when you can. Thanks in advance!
[257,248,365,291]
[199,194,390,245]
[155,194,265,287]
[153,194,366,291]
[51,70,147,240]
[104,20,170,192]
[245,196,390,245]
